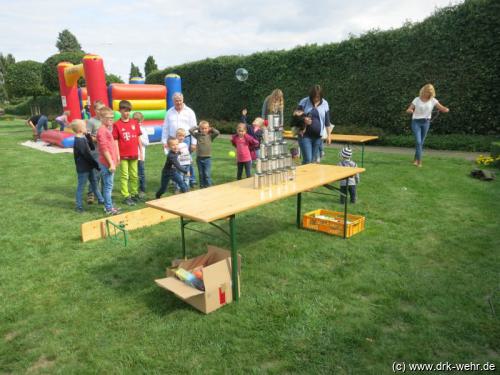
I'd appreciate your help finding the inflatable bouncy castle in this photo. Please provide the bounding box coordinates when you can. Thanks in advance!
[41,54,181,147]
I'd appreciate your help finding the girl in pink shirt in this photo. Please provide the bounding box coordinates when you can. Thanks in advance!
[231,123,259,180]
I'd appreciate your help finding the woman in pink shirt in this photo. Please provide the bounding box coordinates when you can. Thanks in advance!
[231,123,259,180]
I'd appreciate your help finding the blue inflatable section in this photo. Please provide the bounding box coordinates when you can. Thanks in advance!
[165,74,182,109]
[62,136,75,148]
[142,125,163,143]
[129,77,145,84]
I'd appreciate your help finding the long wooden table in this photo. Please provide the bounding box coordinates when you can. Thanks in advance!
[283,131,379,167]
[147,164,365,302]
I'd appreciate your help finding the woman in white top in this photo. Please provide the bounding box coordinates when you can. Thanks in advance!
[406,84,449,167]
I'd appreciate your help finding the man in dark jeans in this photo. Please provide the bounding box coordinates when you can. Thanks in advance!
[26,114,49,141]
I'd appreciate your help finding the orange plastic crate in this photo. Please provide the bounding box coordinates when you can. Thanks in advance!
[303,209,365,238]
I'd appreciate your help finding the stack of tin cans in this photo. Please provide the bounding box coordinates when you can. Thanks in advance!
[254,114,297,189]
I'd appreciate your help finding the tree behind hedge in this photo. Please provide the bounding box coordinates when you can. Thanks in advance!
[144,56,158,77]
[5,60,47,98]
[56,29,83,53]
[129,63,143,80]
[147,0,500,135]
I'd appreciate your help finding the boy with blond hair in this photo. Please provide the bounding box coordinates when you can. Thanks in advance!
[189,120,220,187]
[113,100,143,206]
[72,119,104,212]
[156,138,189,198]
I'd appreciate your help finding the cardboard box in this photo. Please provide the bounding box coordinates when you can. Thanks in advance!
[155,245,241,314]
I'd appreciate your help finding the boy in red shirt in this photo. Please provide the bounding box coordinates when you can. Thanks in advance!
[113,100,143,206]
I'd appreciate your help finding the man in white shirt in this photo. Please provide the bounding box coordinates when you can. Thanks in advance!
[161,92,198,186]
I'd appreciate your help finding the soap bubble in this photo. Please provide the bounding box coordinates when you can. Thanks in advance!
[235,68,248,82]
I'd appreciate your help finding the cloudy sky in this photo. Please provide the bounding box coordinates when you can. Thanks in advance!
[0,0,462,81]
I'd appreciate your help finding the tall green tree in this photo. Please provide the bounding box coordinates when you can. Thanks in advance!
[56,29,83,52]
[129,63,143,80]
[144,56,158,77]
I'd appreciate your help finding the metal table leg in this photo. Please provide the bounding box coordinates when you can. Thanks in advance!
[361,143,365,167]
[180,217,186,259]
[343,182,348,239]
[296,193,302,228]
[229,215,239,302]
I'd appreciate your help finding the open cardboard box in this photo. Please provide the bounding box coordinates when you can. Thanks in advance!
[155,245,241,314]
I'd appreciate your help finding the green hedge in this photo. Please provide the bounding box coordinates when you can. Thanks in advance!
[5,94,62,117]
[491,142,500,157]
[147,0,500,136]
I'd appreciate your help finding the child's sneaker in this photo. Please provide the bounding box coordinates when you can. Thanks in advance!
[131,195,141,203]
[87,192,95,204]
[75,207,84,213]
[138,191,146,200]
[105,207,121,215]
[123,197,136,206]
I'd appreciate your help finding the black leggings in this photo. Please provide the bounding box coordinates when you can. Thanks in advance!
[237,161,252,180]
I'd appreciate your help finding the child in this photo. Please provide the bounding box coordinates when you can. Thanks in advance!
[86,100,105,204]
[26,114,48,141]
[240,109,263,159]
[190,120,220,188]
[175,128,192,192]
[72,120,104,212]
[133,112,149,199]
[337,146,360,204]
[231,123,259,180]
[113,100,143,206]
[55,111,70,131]
[96,107,121,215]
[156,138,190,198]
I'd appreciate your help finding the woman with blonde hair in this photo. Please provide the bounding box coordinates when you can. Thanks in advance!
[261,89,284,126]
[406,84,449,167]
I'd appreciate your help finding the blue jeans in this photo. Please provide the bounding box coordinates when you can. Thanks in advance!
[138,160,146,192]
[411,119,430,161]
[197,157,212,188]
[298,135,322,164]
[184,135,196,185]
[237,161,252,180]
[88,153,102,195]
[56,119,66,131]
[36,115,48,135]
[76,169,104,209]
[100,163,115,211]
[157,170,188,198]
[340,185,357,204]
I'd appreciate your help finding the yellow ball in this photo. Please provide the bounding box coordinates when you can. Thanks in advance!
[228,151,236,157]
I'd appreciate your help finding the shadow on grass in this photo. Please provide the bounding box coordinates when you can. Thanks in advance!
[89,213,293,315]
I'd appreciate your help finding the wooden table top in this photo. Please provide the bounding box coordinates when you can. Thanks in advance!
[146,164,364,223]
[283,131,378,144]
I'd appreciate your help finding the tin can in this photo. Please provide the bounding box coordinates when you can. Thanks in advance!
[266,171,273,188]
[261,158,269,172]
[256,158,262,174]
[274,115,281,129]
[267,144,273,158]
[278,156,284,169]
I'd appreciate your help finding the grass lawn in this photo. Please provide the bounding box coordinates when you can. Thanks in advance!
[1,119,499,374]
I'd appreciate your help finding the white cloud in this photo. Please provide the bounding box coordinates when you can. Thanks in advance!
[0,0,462,81]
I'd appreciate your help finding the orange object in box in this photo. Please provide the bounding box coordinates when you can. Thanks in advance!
[155,246,241,314]
[303,209,365,238]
